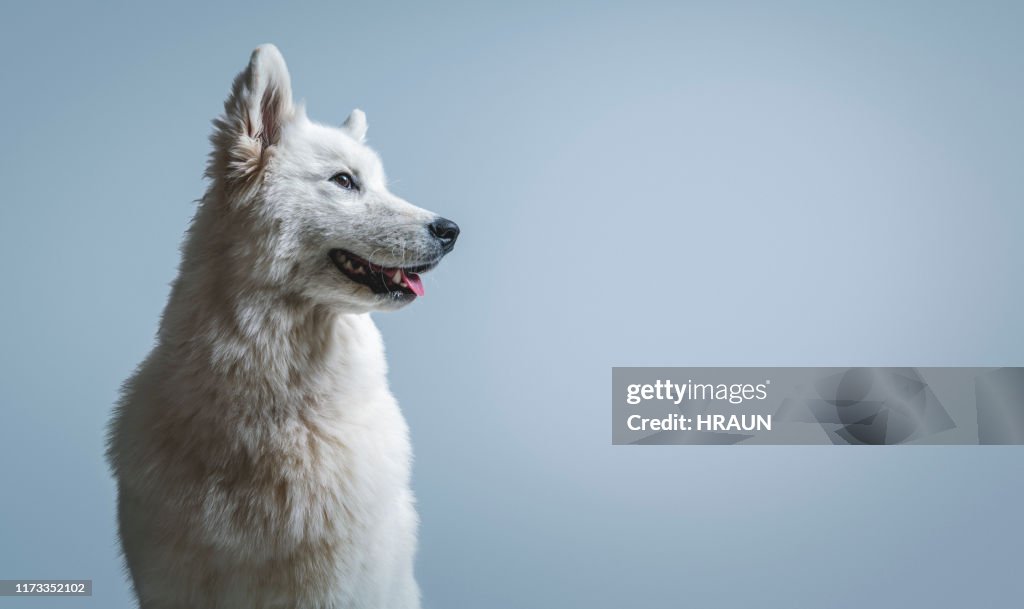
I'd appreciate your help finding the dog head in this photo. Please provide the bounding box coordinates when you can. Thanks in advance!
[205,44,458,313]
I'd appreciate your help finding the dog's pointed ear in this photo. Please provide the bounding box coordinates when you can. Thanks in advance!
[238,44,294,148]
[343,109,368,143]
[209,44,295,185]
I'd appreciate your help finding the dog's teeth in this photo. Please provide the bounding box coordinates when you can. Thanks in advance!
[392,270,402,283]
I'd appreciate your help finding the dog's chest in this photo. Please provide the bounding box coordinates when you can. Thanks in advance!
[178,393,415,607]
[216,379,410,544]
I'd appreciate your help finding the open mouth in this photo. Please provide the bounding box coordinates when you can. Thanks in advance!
[329,249,437,297]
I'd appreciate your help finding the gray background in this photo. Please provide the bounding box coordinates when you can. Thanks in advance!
[1,1,1022,608]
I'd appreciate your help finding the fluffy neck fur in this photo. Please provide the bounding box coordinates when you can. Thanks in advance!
[155,190,388,435]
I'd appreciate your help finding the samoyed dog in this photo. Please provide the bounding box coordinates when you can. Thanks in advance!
[107,44,458,609]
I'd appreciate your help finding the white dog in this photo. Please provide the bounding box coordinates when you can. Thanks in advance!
[107,44,458,609]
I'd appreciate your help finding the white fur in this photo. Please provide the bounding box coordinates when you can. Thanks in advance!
[107,44,450,609]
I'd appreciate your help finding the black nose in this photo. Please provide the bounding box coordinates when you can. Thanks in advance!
[428,217,460,252]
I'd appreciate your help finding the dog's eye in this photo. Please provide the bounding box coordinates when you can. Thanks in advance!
[330,172,357,191]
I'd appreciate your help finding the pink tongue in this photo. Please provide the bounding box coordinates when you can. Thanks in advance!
[403,271,425,296]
